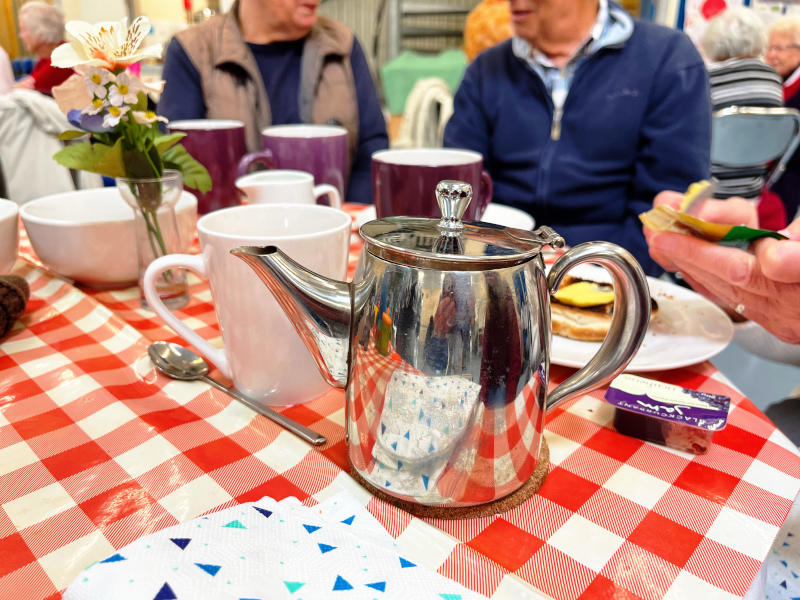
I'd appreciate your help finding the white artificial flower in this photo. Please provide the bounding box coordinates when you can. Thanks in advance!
[102,103,129,128]
[84,67,113,98]
[51,17,162,71]
[108,72,141,106]
[132,110,168,125]
[84,96,107,115]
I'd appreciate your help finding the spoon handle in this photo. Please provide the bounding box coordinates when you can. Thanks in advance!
[201,375,327,446]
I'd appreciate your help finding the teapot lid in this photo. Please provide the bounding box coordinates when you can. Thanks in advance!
[360,180,565,270]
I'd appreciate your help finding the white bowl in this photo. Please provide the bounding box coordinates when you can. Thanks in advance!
[0,199,19,274]
[20,188,197,287]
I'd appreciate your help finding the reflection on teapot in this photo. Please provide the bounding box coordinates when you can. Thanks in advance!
[232,180,651,510]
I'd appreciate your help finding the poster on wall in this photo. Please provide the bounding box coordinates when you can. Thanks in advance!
[683,0,747,47]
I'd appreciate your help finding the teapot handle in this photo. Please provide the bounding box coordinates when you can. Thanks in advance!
[545,242,651,411]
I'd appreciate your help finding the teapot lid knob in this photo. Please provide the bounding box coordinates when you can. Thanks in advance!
[436,180,472,231]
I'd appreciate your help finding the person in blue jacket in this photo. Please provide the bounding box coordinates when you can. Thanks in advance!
[444,0,712,276]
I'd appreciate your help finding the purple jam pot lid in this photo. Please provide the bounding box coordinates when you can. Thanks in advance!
[605,374,731,432]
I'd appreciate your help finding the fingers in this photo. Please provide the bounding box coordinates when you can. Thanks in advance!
[694,198,758,228]
[653,190,684,209]
[754,238,800,283]
[781,215,800,239]
[648,231,762,288]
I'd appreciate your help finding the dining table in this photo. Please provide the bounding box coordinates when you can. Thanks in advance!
[2,202,799,600]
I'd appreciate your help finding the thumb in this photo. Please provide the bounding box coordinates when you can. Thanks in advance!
[780,215,800,240]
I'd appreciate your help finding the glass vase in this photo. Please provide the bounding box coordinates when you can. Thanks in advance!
[116,170,189,310]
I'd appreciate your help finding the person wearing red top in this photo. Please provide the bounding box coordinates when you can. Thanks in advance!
[14,1,73,96]
[765,16,800,221]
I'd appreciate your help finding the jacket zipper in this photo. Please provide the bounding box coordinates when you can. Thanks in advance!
[536,62,590,205]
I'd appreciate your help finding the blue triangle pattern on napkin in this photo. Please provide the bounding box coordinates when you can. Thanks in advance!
[439,595,462,600]
[170,538,191,550]
[284,581,305,594]
[340,515,355,526]
[365,581,386,592]
[100,554,126,563]
[318,543,337,554]
[303,524,321,534]
[153,582,177,600]
[253,507,272,518]
[224,520,246,529]
[195,563,221,576]
[333,575,353,591]
[399,557,416,568]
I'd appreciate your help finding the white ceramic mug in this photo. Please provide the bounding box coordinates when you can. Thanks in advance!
[143,203,351,406]
[0,199,19,274]
[238,124,350,201]
[236,169,342,208]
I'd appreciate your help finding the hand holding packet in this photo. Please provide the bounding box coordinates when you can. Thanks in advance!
[640,180,788,244]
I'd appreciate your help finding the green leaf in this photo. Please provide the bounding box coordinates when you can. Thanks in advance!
[154,132,186,154]
[161,143,212,193]
[92,138,126,178]
[57,130,89,141]
[133,91,149,112]
[52,140,127,178]
[122,146,163,179]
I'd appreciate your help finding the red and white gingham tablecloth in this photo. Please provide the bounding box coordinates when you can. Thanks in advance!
[1,204,799,600]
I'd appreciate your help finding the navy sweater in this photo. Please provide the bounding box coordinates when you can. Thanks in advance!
[444,22,712,276]
[159,36,388,204]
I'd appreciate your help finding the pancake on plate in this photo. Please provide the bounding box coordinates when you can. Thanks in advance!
[551,274,658,342]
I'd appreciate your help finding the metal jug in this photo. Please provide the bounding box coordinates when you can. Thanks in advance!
[232,180,650,508]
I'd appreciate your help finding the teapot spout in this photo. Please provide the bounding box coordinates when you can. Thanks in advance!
[231,245,351,388]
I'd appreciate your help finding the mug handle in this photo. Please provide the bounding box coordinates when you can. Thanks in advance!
[544,241,650,412]
[237,149,275,178]
[476,170,493,219]
[313,183,342,209]
[142,254,231,379]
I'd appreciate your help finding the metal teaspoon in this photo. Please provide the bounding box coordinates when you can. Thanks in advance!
[147,341,327,446]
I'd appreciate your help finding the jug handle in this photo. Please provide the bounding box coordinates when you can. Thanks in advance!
[545,242,651,412]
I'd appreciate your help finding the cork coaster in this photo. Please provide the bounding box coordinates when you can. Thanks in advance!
[350,437,550,519]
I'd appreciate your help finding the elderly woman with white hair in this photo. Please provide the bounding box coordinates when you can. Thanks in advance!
[701,8,784,202]
[14,1,73,95]
[766,16,800,221]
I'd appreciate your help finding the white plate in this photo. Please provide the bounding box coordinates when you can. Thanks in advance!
[354,203,535,229]
[550,275,734,372]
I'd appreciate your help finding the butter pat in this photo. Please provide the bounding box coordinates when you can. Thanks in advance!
[605,374,730,454]
[553,281,614,307]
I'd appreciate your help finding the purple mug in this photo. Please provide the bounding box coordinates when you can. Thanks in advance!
[168,119,263,215]
[238,124,350,201]
[371,148,493,219]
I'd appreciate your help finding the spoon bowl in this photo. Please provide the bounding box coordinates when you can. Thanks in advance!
[149,341,211,381]
[148,341,326,445]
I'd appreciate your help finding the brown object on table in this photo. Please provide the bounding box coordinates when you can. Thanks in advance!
[350,437,550,519]
[0,275,30,339]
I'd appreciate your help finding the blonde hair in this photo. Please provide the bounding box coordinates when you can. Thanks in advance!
[18,1,65,45]
[702,8,766,61]
[768,15,800,46]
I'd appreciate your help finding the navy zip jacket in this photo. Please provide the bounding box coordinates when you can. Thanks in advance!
[444,16,711,276]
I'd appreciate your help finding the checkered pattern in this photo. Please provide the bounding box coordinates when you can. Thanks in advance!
[3,206,799,600]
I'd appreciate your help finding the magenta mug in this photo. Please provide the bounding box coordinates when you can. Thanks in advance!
[237,124,349,201]
[371,148,493,219]
[168,119,270,215]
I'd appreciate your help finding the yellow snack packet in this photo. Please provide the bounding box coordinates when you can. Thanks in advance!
[640,181,787,244]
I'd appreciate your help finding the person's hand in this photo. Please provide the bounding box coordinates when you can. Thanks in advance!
[646,216,800,343]
[13,76,34,90]
[646,191,758,271]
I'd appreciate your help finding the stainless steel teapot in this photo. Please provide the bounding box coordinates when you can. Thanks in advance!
[232,181,650,508]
